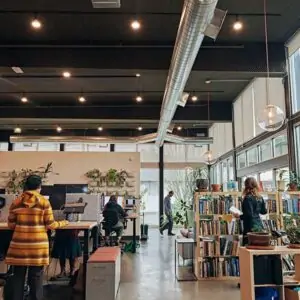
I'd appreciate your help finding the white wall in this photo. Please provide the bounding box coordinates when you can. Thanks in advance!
[234,77,285,146]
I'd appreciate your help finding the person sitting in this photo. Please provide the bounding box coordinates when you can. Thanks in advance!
[102,195,127,245]
[5,175,68,300]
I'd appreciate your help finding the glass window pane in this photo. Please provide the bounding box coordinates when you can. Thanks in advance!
[186,145,207,162]
[290,49,300,113]
[259,141,273,162]
[13,143,38,151]
[237,153,246,169]
[295,126,300,172]
[115,144,137,152]
[222,160,228,184]
[247,147,258,166]
[37,143,60,151]
[86,143,110,152]
[0,143,8,151]
[65,143,85,152]
[137,144,159,163]
[228,157,234,180]
[164,144,186,162]
[273,135,288,157]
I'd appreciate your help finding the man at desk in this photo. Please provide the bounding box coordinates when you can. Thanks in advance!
[103,195,127,245]
[5,175,68,300]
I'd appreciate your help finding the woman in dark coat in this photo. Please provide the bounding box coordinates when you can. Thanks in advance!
[235,177,267,245]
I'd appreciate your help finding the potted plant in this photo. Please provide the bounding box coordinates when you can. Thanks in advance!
[247,225,271,247]
[277,169,288,191]
[287,171,299,191]
[106,168,118,186]
[196,168,209,191]
[211,183,221,192]
[116,170,129,187]
[173,199,193,229]
[284,214,300,248]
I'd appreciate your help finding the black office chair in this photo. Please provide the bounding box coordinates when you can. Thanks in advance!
[102,210,121,246]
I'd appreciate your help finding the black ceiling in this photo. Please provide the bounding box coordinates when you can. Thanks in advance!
[0,0,299,138]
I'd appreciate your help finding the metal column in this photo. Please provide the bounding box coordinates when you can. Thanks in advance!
[159,145,164,226]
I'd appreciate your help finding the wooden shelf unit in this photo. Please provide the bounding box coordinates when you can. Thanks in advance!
[240,246,300,300]
[194,191,282,281]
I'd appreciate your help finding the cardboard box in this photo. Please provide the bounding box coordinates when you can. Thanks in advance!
[285,287,300,300]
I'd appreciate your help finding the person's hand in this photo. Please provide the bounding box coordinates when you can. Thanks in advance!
[232,213,240,218]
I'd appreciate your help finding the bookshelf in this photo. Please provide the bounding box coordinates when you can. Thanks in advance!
[194,191,281,281]
[239,246,300,300]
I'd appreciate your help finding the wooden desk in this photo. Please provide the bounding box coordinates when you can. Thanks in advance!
[126,214,138,253]
[0,221,98,300]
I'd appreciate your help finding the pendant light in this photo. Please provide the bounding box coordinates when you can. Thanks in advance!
[257,0,285,132]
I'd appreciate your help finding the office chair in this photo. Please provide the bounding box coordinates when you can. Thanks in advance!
[102,210,121,246]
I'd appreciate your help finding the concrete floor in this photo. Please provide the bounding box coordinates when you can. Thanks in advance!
[44,229,241,299]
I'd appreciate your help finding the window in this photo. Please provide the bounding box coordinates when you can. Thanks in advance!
[137,144,159,163]
[259,170,274,192]
[290,49,300,113]
[295,126,300,172]
[0,143,8,151]
[164,144,186,162]
[37,143,60,151]
[273,135,288,157]
[259,141,273,162]
[65,143,109,152]
[228,157,234,181]
[222,160,228,184]
[13,143,38,151]
[247,147,258,166]
[237,153,247,169]
[65,143,85,152]
[115,144,137,152]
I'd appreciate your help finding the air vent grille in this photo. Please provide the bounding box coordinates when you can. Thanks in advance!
[91,0,120,8]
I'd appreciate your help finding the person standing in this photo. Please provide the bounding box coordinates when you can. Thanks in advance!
[5,175,68,300]
[160,191,175,236]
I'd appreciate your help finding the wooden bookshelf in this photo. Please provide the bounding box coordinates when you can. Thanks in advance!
[194,191,282,281]
[240,246,300,300]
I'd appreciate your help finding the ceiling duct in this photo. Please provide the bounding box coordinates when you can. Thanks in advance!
[10,134,213,146]
[155,0,226,147]
[91,0,121,8]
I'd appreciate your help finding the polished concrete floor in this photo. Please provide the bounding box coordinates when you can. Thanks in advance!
[44,229,240,299]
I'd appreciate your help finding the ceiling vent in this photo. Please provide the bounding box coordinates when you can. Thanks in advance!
[91,0,121,8]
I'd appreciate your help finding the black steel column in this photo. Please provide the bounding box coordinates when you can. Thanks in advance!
[59,143,65,151]
[8,142,13,151]
[110,144,115,152]
[159,145,164,226]
[231,103,238,181]
[283,74,296,172]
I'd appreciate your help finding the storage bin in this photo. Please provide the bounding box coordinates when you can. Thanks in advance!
[255,287,279,300]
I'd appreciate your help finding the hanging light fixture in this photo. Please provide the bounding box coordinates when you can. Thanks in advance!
[257,0,285,132]
[233,15,243,31]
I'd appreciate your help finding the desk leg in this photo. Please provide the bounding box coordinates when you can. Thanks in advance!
[132,218,136,254]
[83,229,89,300]
[92,226,99,252]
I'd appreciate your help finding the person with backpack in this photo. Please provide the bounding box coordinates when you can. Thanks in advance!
[5,175,68,300]
[102,195,127,245]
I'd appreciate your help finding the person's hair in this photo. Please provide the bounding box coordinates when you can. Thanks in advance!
[169,191,174,195]
[243,177,259,197]
[109,195,117,203]
[24,175,42,191]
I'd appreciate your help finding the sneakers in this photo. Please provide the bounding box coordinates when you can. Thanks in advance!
[168,233,175,236]
[159,229,163,235]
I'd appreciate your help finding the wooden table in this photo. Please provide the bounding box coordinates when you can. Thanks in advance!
[0,221,99,300]
[126,214,138,253]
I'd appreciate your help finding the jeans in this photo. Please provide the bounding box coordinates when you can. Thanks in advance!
[6,266,44,300]
[160,214,173,234]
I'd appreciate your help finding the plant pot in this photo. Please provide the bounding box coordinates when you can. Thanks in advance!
[288,244,300,249]
[247,232,271,246]
[211,184,221,192]
[196,179,209,191]
[288,183,298,191]
[277,180,286,192]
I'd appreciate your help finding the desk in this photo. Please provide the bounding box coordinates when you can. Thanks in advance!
[126,214,138,253]
[0,222,98,300]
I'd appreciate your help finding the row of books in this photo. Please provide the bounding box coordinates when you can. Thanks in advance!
[199,196,236,215]
[282,198,300,214]
[199,220,243,235]
[262,219,278,232]
[200,237,240,257]
[199,257,240,278]
[264,199,277,214]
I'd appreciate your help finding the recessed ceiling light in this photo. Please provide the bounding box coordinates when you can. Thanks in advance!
[11,67,24,74]
[233,20,243,31]
[136,73,141,77]
[177,125,182,131]
[21,96,28,103]
[98,126,103,131]
[14,127,22,134]
[62,71,71,78]
[191,95,198,102]
[205,79,211,84]
[79,96,86,103]
[137,126,143,131]
[136,95,143,102]
[56,126,62,133]
[31,18,42,29]
[131,20,141,30]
